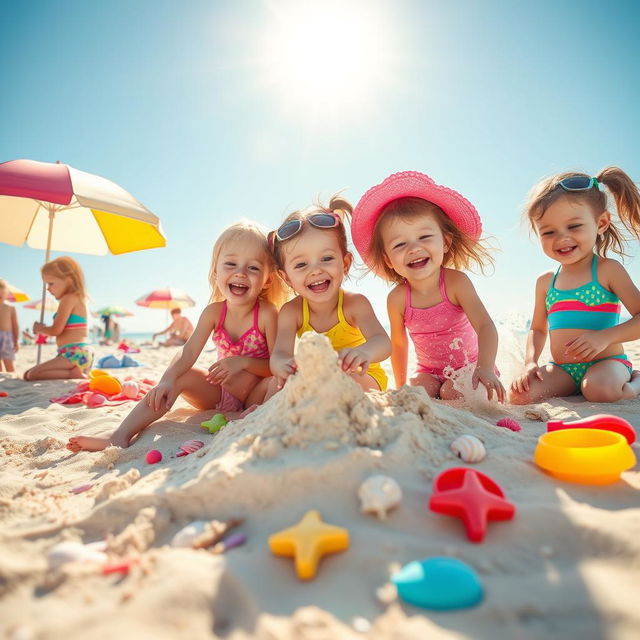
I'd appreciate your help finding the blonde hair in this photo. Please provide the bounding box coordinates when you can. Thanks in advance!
[271,194,353,271]
[524,166,640,258]
[369,197,494,284]
[41,256,87,299]
[209,220,289,308]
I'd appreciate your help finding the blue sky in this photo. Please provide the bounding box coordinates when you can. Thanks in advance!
[1,0,639,334]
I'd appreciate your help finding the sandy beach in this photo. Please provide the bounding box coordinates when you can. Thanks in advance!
[1,332,639,640]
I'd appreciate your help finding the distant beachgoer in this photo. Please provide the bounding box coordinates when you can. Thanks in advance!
[0,279,19,372]
[21,329,35,346]
[24,257,94,381]
[152,308,194,346]
[67,220,288,452]
[351,171,503,402]
[510,167,640,403]
[268,194,390,395]
[100,314,113,345]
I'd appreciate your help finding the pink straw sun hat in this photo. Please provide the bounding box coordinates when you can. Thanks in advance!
[351,171,482,268]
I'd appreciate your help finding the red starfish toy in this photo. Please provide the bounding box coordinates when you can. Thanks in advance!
[429,468,515,543]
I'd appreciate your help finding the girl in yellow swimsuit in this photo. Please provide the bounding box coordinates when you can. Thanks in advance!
[269,195,390,392]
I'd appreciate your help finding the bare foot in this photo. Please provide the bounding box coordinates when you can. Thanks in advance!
[621,370,640,400]
[66,436,110,452]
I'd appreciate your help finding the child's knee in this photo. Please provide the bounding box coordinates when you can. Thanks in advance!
[581,382,622,403]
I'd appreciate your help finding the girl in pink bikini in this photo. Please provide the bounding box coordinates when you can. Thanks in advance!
[67,221,288,452]
[352,171,504,402]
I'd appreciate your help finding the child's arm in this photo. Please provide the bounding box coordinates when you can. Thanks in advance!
[207,302,278,384]
[511,273,551,393]
[448,271,505,402]
[387,286,408,388]
[147,304,217,411]
[565,260,640,360]
[269,299,300,388]
[340,293,391,374]
[11,305,19,352]
[33,295,75,336]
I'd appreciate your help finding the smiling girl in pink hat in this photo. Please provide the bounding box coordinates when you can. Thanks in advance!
[352,171,504,402]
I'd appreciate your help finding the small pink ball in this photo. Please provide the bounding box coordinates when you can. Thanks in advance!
[496,418,522,432]
[146,449,162,464]
[122,380,139,399]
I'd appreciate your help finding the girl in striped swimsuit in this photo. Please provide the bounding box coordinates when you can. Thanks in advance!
[68,221,289,452]
[510,167,640,403]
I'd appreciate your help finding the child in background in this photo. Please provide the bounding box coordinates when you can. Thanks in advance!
[24,258,93,380]
[0,279,19,372]
[510,167,640,403]
[269,195,390,391]
[67,220,288,452]
[352,171,504,402]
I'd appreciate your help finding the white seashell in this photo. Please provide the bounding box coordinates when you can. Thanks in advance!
[122,380,139,399]
[47,541,108,570]
[171,521,208,547]
[358,475,402,520]
[450,435,486,463]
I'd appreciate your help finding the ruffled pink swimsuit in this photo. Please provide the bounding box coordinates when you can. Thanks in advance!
[211,300,269,411]
[404,270,479,383]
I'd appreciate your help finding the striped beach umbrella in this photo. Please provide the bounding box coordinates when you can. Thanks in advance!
[95,305,134,317]
[135,288,195,310]
[4,282,30,303]
[24,297,58,312]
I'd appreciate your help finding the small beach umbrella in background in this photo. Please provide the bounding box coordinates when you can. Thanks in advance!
[0,158,167,362]
[94,305,134,317]
[4,282,30,303]
[135,288,196,310]
[24,297,58,312]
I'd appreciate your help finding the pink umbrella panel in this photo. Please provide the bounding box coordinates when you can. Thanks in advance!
[135,288,196,310]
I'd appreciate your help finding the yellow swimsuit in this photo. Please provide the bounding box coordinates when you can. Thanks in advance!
[297,289,388,391]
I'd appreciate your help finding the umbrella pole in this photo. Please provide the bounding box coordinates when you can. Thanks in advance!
[36,206,56,365]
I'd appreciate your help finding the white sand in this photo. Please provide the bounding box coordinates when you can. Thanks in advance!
[1,333,639,640]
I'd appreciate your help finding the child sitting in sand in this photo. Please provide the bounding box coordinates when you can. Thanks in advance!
[0,279,19,372]
[67,220,288,452]
[24,258,94,381]
[269,195,390,391]
[351,171,504,402]
[509,167,640,404]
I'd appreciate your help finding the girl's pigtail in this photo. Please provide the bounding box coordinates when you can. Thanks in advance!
[328,194,353,223]
[597,167,640,244]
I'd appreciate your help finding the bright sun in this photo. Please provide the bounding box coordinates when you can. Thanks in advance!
[256,0,399,123]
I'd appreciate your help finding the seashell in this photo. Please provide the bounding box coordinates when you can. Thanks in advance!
[171,521,208,547]
[47,541,108,570]
[121,380,139,399]
[358,475,402,520]
[450,435,486,463]
[176,439,204,457]
[496,418,522,432]
[69,483,93,494]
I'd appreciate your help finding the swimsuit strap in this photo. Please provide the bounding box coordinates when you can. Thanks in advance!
[252,299,260,329]
[550,264,561,289]
[301,297,310,329]
[438,268,448,302]
[218,301,228,330]
[405,281,412,309]
[336,289,346,325]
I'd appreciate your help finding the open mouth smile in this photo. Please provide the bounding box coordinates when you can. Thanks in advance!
[229,283,249,295]
[307,279,330,293]
[407,257,429,269]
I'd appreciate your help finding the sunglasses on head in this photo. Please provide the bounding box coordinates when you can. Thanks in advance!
[268,213,342,250]
[557,176,600,192]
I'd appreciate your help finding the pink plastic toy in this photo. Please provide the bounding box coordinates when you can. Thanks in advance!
[547,414,636,445]
[146,450,162,464]
[429,468,516,543]
[496,418,522,432]
[176,440,204,457]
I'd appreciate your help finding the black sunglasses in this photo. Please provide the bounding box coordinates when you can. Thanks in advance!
[557,176,599,192]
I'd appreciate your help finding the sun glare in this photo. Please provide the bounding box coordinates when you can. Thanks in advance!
[256,0,399,123]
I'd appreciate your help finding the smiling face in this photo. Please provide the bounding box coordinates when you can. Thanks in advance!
[380,212,450,283]
[42,272,72,300]
[213,238,271,305]
[534,196,610,265]
[279,226,352,302]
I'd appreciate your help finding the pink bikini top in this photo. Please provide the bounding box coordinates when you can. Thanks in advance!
[211,300,269,360]
[404,270,478,371]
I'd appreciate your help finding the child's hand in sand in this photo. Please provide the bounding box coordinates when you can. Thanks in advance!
[472,367,505,403]
[207,356,246,385]
[337,346,370,375]
[510,362,544,393]
[271,356,297,389]
[146,379,177,411]
[564,330,609,361]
